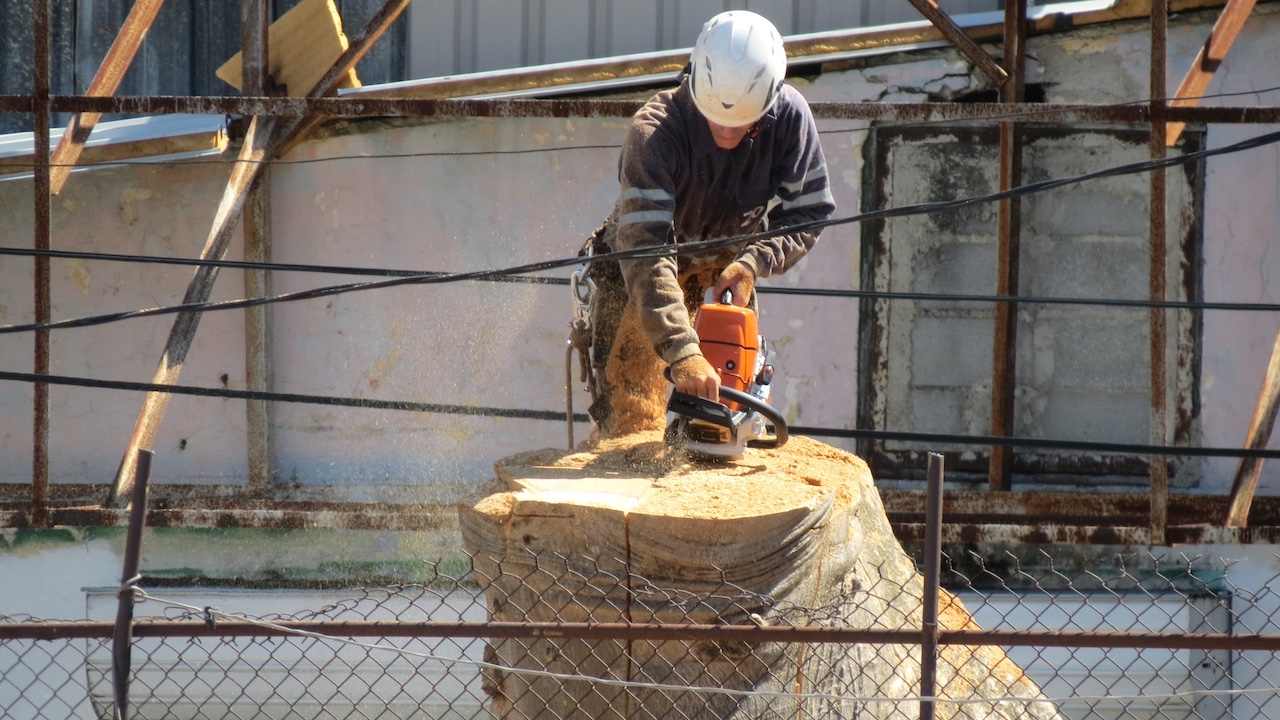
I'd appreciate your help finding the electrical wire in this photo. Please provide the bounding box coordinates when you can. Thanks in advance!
[5,368,1278,460]
[4,124,1280,337]
[6,244,1280,314]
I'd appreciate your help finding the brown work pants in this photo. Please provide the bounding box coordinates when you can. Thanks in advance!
[581,222,726,437]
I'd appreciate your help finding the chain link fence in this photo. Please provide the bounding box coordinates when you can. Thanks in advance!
[2,548,1278,720]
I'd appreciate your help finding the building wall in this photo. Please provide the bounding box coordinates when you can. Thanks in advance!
[1,7,1280,603]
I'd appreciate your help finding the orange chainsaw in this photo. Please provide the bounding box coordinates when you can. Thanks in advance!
[664,292,789,459]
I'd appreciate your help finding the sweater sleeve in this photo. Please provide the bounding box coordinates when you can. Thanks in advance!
[612,121,704,367]
[736,94,836,279]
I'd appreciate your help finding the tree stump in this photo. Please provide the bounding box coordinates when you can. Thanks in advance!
[459,432,1063,720]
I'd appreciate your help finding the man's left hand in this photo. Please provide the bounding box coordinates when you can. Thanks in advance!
[712,262,755,307]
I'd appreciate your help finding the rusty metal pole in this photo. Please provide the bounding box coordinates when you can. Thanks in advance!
[31,0,52,528]
[107,114,280,506]
[1149,0,1170,545]
[919,452,944,720]
[989,0,1026,491]
[47,0,168,195]
[112,449,153,720]
[242,0,276,487]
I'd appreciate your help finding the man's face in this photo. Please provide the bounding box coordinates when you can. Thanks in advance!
[707,119,752,150]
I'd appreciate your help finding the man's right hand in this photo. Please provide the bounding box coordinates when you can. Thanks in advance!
[670,354,720,401]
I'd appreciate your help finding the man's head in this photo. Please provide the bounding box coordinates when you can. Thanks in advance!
[688,10,786,147]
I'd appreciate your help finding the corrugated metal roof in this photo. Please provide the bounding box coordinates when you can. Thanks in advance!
[0,0,1235,169]
[346,0,1124,100]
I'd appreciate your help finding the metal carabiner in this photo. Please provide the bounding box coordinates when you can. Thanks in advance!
[569,245,596,328]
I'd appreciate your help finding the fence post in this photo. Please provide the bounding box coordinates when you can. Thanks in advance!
[113,449,153,720]
[920,452,944,720]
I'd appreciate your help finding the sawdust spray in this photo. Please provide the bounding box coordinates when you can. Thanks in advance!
[604,301,671,435]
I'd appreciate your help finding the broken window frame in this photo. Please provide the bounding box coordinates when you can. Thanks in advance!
[855,123,1206,487]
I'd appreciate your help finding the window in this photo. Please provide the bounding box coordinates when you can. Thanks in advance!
[857,125,1204,487]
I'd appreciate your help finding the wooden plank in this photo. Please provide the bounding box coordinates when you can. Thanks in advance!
[1166,0,1259,146]
[107,115,279,506]
[32,0,53,528]
[274,0,414,156]
[0,129,227,180]
[1225,330,1280,527]
[904,0,1007,87]
[49,0,167,194]
[216,0,361,96]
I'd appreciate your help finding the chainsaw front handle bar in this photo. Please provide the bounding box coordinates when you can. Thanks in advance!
[716,385,789,450]
[664,368,790,450]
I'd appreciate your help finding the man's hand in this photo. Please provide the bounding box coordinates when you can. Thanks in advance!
[670,354,720,401]
[712,262,755,307]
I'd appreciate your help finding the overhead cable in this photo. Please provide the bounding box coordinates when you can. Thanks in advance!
[4,125,1280,337]
[5,244,1280,314]
[4,369,1279,460]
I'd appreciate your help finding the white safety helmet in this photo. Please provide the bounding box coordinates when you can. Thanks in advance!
[688,11,787,128]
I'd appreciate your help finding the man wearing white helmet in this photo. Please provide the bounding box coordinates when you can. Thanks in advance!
[581,10,835,437]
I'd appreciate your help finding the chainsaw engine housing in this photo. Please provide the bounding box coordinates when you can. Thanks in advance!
[665,299,785,460]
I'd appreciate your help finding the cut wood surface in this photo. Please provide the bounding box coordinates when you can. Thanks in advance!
[460,432,1065,719]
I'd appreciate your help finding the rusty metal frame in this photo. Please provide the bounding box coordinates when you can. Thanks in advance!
[1149,0,1171,545]
[47,0,167,195]
[5,617,1278,652]
[241,0,276,489]
[989,0,1028,492]
[7,1,1280,541]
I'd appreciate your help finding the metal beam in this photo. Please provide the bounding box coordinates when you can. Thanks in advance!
[1149,0,1170,546]
[241,0,276,488]
[1225,330,1280,527]
[31,0,52,529]
[244,171,276,488]
[1166,0,1259,146]
[7,95,1280,125]
[107,115,279,506]
[47,0,166,195]
[989,0,1026,492]
[904,0,1008,86]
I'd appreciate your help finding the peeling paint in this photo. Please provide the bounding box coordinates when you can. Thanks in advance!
[65,258,91,293]
[118,186,153,224]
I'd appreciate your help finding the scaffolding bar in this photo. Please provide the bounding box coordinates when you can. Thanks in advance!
[1149,0,1170,545]
[989,0,1027,491]
[47,0,166,195]
[1167,0,1260,146]
[31,0,52,529]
